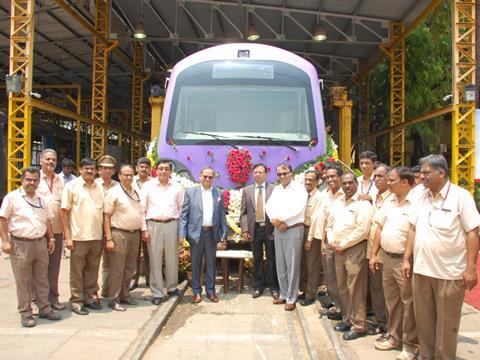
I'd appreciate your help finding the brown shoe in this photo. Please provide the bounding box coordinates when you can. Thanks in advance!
[273,298,286,305]
[207,294,219,303]
[193,294,202,303]
[285,303,296,311]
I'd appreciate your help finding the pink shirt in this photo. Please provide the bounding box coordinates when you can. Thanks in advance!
[140,178,185,231]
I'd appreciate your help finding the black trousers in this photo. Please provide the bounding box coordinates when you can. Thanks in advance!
[251,224,279,291]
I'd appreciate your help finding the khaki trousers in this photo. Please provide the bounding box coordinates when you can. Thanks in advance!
[146,220,179,297]
[324,245,341,308]
[300,226,322,299]
[107,229,140,304]
[383,255,417,346]
[100,246,109,297]
[412,273,464,360]
[48,233,63,304]
[10,237,52,318]
[367,262,387,325]
[335,241,368,332]
[69,240,102,307]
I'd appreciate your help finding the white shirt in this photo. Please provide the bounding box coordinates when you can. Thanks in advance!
[61,171,76,184]
[265,181,308,226]
[201,186,214,226]
[254,182,266,221]
[357,174,378,203]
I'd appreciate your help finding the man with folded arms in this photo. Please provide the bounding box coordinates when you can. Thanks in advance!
[61,158,104,315]
[37,149,65,310]
[327,173,372,340]
[103,165,142,311]
[265,163,308,311]
[403,154,480,359]
[0,167,61,327]
[141,160,184,305]
[370,167,418,360]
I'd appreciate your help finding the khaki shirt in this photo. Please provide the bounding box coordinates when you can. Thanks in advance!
[37,170,64,234]
[304,189,322,227]
[104,184,143,231]
[95,177,118,194]
[377,191,414,254]
[132,175,150,193]
[61,177,104,241]
[366,190,392,261]
[0,187,54,239]
[409,181,480,280]
[309,188,344,241]
[327,192,373,249]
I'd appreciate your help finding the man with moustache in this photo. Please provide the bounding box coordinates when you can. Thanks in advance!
[37,149,65,310]
[130,157,152,290]
[403,154,480,359]
[179,166,227,303]
[103,165,142,311]
[0,167,62,327]
[357,151,378,203]
[61,158,104,315]
[370,167,418,360]
[265,163,308,311]
[327,173,372,340]
[240,164,279,299]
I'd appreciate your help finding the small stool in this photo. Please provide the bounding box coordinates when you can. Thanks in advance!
[216,250,253,293]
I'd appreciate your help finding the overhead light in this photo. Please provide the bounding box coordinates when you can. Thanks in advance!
[247,25,260,41]
[313,24,327,42]
[134,24,147,39]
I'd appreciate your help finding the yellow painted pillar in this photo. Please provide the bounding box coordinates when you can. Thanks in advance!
[331,87,353,166]
[149,96,164,141]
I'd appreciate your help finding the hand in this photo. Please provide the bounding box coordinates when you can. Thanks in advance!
[277,222,288,232]
[106,240,116,252]
[48,240,55,255]
[141,230,150,243]
[65,238,74,251]
[321,241,327,255]
[358,194,373,202]
[401,260,411,280]
[463,268,478,291]
[2,240,12,254]
[304,241,312,252]
[369,255,378,273]
[241,232,251,241]
[271,219,280,227]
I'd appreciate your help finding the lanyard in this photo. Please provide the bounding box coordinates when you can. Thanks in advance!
[120,184,140,203]
[23,195,43,209]
[361,176,375,195]
[431,182,451,210]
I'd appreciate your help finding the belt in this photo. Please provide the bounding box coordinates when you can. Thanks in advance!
[111,227,140,234]
[11,235,45,242]
[148,218,177,223]
[202,226,213,232]
[385,251,404,259]
[286,223,303,230]
[255,222,266,227]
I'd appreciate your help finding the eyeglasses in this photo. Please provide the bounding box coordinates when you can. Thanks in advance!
[277,171,291,177]
[23,178,39,183]
[202,175,213,179]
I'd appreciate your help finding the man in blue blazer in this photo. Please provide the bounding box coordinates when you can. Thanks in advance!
[179,166,227,303]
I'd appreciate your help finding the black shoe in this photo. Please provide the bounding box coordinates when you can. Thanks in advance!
[321,301,335,309]
[252,289,263,299]
[343,330,367,341]
[167,289,181,297]
[129,281,138,291]
[297,292,306,300]
[327,312,343,321]
[270,289,279,299]
[84,302,102,310]
[120,298,139,305]
[108,302,126,311]
[300,298,315,307]
[151,297,162,305]
[334,322,351,332]
[72,306,89,315]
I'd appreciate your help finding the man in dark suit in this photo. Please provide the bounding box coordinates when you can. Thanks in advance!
[179,166,227,303]
[240,163,279,299]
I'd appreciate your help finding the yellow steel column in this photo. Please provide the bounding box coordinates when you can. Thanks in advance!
[451,0,475,193]
[331,86,353,166]
[7,0,35,191]
[149,96,164,141]
[90,0,118,160]
[358,76,371,153]
[131,41,145,164]
[388,22,406,167]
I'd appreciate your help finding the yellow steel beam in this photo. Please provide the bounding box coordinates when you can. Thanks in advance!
[451,0,475,193]
[131,41,145,164]
[331,86,353,166]
[150,96,164,141]
[358,72,371,154]
[388,22,406,167]
[7,0,35,191]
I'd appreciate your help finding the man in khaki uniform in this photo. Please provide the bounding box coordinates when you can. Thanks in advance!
[95,155,118,299]
[103,165,142,311]
[327,173,372,340]
[0,167,61,327]
[299,169,323,306]
[61,158,104,315]
[403,154,480,359]
[370,167,418,360]
[37,149,65,310]
[365,163,389,335]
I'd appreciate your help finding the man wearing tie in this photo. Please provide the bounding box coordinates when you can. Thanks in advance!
[179,166,227,303]
[240,164,279,299]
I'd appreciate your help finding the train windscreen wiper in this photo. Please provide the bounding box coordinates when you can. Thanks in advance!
[241,135,297,151]
[182,131,238,149]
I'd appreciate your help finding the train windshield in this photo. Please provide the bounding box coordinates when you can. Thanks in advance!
[166,60,317,145]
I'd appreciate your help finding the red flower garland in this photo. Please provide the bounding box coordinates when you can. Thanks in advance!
[223,189,231,209]
[226,149,252,186]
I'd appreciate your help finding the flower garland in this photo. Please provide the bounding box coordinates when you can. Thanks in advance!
[226,149,252,187]
[312,135,339,173]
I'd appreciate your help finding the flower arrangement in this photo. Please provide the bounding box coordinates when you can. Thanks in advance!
[311,135,339,173]
[178,240,191,273]
[226,148,252,187]
[146,137,160,168]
